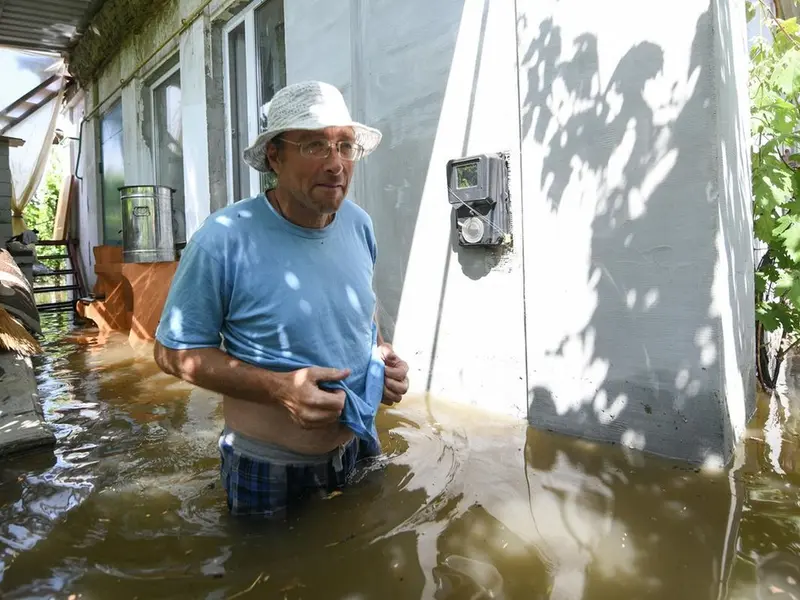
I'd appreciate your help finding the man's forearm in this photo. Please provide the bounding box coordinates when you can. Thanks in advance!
[154,341,288,405]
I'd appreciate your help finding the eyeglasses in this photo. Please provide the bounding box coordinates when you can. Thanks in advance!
[280,138,365,161]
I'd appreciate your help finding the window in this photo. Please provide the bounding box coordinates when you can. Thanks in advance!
[223,0,286,204]
[99,100,124,245]
[149,63,185,244]
[227,23,249,204]
[255,0,286,132]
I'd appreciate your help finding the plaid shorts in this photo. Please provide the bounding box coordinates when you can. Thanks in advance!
[218,433,374,518]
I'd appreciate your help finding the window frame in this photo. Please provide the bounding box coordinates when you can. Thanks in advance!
[222,5,260,205]
[97,96,125,246]
[148,60,182,188]
[221,0,284,205]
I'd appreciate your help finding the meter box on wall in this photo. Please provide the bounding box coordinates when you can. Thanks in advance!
[446,152,511,247]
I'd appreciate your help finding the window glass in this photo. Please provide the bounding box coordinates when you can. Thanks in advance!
[99,101,124,245]
[153,70,185,243]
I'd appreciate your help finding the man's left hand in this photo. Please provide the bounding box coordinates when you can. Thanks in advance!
[379,343,409,406]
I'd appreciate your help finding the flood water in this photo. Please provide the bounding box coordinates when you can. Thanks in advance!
[1,314,799,599]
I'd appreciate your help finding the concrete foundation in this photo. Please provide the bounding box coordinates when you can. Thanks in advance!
[66,0,756,465]
[0,352,55,457]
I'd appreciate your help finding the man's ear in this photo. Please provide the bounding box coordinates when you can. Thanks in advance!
[266,142,281,175]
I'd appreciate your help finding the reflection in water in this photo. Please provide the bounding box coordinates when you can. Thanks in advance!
[0,314,798,599]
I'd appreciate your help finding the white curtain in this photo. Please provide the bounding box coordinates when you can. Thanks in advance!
[0,49,67,235]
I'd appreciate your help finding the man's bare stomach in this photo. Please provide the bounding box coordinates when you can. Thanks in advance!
[222,395,354,455]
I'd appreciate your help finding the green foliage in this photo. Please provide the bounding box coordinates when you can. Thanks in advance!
[751,1,800,348]
[23,147,65,241]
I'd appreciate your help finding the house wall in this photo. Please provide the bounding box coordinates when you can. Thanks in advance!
[66,90,101,289]
[71,0,217,280]
[283,0,529,417]
[714,0,757,463]
[68,0,755,465]
[516,0,754,466]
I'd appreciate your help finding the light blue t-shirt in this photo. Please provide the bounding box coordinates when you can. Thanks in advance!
[154,193,384,452]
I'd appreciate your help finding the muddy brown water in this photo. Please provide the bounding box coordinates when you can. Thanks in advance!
[0,314,798,599]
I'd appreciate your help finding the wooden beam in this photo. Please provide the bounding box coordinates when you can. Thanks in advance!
[0,136,24,147]
[0,89,59,136]
[0,74,60,120]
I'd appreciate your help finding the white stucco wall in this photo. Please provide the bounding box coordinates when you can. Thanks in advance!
[284,0,529,417]
[70,0,755,465]
[67,90,101,288]
[178,9,213,239]
[516,0,754,465]
[714,0,757,462]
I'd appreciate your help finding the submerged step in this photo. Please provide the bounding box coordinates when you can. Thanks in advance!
[33,269,75,277]
[38,302,75,313]
[32,284,79,294]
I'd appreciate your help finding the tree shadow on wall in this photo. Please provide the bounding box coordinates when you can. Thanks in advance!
[519,8,741,463]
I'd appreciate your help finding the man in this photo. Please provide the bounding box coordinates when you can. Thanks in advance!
[153,80,409,518]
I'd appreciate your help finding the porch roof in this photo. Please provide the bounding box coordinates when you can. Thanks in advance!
[0,0,107,53]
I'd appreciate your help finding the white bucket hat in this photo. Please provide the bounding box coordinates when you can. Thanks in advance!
[242,81,382,172]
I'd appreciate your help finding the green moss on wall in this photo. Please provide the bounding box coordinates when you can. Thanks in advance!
[68,0,175,86]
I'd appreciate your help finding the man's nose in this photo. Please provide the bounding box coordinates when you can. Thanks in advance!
[323,144,345,174]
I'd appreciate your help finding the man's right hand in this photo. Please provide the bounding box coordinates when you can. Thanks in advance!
[153,343,351,429]
[279,367,351,429]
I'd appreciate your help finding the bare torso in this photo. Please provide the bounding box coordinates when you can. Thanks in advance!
[222,395,354,455]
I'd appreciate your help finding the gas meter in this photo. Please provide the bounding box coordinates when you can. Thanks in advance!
[446,153,511,247]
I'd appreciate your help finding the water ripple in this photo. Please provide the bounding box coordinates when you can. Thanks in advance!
[1,314,799,599]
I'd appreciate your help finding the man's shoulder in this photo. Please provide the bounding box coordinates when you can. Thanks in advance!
[194,196,265,244]
[339,198,374,229]
[208,195,264,227]
[338,199,377,262]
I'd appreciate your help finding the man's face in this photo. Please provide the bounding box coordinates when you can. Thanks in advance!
[268,126,356,215]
